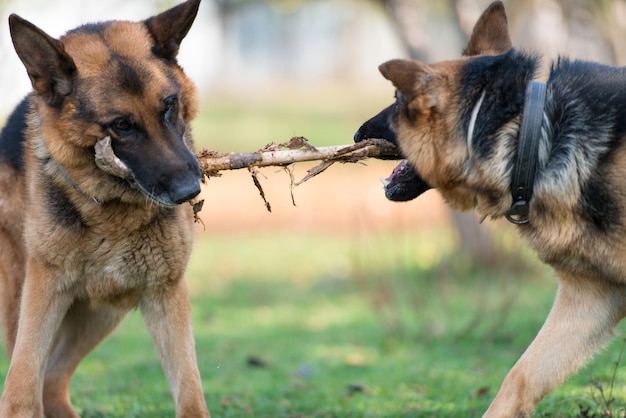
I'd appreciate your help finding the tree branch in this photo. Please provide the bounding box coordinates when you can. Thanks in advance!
[194,136,401,215]
[196,137,400,178]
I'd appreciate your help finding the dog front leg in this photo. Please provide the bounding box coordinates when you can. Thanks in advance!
[140,279,210,418]
[483,277,626,418]
[43,300,128,418]
[0,259,73,418]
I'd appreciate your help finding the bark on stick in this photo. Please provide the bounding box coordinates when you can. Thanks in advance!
[197,137,400,176]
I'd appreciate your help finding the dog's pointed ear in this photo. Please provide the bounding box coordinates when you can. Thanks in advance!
[144,0,201,60]
[379,59,434,101]
[465,1,512,56]
[9,14,76,107]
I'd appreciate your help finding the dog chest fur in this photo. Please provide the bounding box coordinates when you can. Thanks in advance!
[24,183,194,308]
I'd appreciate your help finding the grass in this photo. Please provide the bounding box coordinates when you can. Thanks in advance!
[1,229,624,417]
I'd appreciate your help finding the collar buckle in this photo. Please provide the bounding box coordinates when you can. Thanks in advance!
[505,200,530,224]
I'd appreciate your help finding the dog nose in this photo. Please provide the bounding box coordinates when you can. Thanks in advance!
[354,125,372,143]
[172,178,201,204]
[354,129,364,143]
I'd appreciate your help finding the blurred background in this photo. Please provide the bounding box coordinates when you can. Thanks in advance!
[2,0,626,415]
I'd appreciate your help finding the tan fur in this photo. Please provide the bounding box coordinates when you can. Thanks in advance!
[0,1,210,417]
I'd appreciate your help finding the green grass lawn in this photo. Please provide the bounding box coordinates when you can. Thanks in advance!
[0,229,623,417]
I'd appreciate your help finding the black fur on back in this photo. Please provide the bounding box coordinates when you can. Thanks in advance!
[547,58,626,154]
[455,51,626,233]
[0,97,28,171]
[544,58,626,232]
[458,50,539,161]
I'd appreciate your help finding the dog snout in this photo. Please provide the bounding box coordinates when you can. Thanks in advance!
[170,175,201,204]
[354,104,397,144]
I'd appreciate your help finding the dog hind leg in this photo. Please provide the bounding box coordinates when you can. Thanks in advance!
[42,299,127,418]
[483,276,626,418]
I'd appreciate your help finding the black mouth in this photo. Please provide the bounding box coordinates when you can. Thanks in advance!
[381,159,432,202]
[354,103,432,202]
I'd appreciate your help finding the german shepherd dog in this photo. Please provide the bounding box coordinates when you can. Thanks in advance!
[356,1,626,416]
[0,0,210,416]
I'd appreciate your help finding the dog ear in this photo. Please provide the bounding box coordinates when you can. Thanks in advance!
[465,1,512,56]
[379,59,437,104]
[9,14,76,107]
[145,0,201,60]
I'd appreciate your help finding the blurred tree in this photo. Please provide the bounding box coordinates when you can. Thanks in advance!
[506,0,615,66]
[371,0,435,61]
[594,0,626,65]
[374,0,466,62]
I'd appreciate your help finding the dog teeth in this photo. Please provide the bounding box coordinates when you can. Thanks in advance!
[380,177,391,187]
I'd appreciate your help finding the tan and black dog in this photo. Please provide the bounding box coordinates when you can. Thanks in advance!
[357,1,626,417]
[0,0,210,416]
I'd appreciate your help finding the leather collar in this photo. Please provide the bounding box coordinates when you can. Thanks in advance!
[505,80,547,224]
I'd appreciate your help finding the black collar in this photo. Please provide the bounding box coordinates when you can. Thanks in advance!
[505,80,547,224]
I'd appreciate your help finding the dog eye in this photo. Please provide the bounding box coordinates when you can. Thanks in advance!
[111,117,134,133]
[164,96,178,121]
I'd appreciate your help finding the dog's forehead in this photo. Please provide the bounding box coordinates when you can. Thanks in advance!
[63,22,147,56]
[62,21,179,99]
[62,21,155,77]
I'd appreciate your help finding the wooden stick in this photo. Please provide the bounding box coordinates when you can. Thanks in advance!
[196,137,400,175]
[194,137,401,214]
